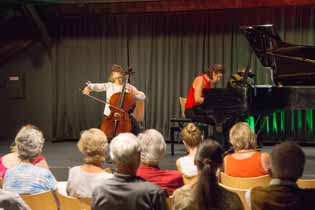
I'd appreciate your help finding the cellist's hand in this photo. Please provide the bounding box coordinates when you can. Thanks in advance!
[126,85,135,96]
[82,86,91,95]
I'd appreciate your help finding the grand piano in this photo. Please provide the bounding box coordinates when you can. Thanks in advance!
[195,24,315,143]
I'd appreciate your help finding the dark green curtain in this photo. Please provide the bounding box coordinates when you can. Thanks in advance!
[50,6,315,140]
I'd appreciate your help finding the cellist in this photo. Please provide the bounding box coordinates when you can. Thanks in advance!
[82,64,146,135]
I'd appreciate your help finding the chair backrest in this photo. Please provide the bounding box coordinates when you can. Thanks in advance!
[20,191,58,210]
[297,179,315,189]
[219,183,249,210]
[57,192,91,210]
[132,100,145,122]
[179,97,187,118]
[166,196,173,210]
[182,175,197,185]
[220,172,271,189]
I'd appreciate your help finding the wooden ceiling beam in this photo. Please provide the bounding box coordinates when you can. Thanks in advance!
[21,4,52,48]
[43,0,315,16]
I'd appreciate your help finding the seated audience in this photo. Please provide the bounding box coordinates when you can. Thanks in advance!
[136,129,184,195]
[3,124,57,194]
[176,123,202,178]
[0,139,49,178]
[0,189,30,210]
[224,122,270,177]
[91,133,167,210]
[247,142,315,210]
[66,128,113,198]
[173,139,244,210]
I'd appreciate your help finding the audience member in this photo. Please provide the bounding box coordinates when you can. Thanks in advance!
[0,128,49,178]
[137,129,184,195]
[247,142,315,210]
[91,133,167,210]
[3,124,57,194]
[66,128,113,198]
[224,122,270,177]
[176,123,202,178]
[0,189,30,210]
[173,139,243,210]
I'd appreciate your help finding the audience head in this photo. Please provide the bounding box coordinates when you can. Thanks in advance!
[15,124,45,162]
[77,128,108,166]
[110,133,141,175]
[229,122,257,151]
[194,139,223,210]
[138,129,166,167]
[181,123,202,149]
[270,142,305,181]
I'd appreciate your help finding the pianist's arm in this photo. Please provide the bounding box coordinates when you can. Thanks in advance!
[194,76,205,105]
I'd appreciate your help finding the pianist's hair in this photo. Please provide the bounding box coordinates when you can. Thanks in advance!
[193,139,223,210]
[229,122,257,151]
[206,64,224,79]
[181,123,202,148]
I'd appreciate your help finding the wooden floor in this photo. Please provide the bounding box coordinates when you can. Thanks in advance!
[1,139,315,181]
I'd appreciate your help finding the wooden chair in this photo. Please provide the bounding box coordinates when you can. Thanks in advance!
[219,183,249,210]
[0,177,3,188]
[166,196,173,210]
[297,179,315,189]
[57,192,91,210]
[20,191,58,210]
[182,175,197,185]
[179,97,187,118]
[132,100,145,123]
[220,172,271,189]
[104,167,113,173]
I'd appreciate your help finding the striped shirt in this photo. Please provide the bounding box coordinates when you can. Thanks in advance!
[3,163,57,194]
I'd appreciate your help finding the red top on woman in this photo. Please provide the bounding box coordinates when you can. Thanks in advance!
[185,74,211,109]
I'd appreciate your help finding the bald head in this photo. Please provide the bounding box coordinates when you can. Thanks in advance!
[271,142,305,181]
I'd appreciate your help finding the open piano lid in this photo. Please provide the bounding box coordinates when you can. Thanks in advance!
[241,24,315,86]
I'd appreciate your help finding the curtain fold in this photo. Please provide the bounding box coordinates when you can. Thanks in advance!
[50,7,315,140]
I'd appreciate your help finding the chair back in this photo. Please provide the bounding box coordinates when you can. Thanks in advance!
[219,183,249,210]
[220,172,271,189]
[297,179,315,189]
[132,100,145,122]
[57,192,91,210]
[179,97,187,118]
[20,191,58,210]
[166,196,173,210]
[182,175,197,185]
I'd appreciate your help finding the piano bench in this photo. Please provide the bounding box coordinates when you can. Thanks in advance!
[169,118,209,156]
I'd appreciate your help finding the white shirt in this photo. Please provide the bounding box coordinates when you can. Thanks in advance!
[88,82,146,116]
[178,156,198,177]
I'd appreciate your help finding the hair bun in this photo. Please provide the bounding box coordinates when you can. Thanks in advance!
[186,123,197,133]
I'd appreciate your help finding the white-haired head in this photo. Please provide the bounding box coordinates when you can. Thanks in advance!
[138,129,166,166]
[110,133,141,172]
[15,124,45,162]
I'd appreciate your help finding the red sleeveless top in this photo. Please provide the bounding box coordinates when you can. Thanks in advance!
[185,74,211,109]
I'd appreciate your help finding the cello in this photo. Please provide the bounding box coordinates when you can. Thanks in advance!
[100,68,135,139]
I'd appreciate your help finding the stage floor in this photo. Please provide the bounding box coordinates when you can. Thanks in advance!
[1,139,315,181]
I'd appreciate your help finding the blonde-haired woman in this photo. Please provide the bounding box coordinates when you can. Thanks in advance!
[66,128,113,198]
[176,123,202,178]
[224,122,270,177]
[82,64,145,135]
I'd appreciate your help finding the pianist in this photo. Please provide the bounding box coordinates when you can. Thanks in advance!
[184,64,224,119]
